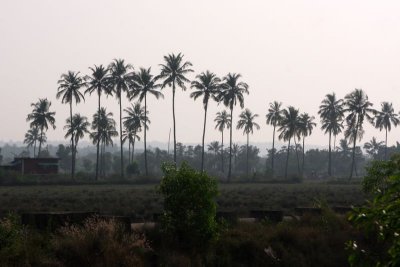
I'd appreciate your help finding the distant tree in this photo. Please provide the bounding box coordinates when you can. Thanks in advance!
[108,59,134,178]
[298,113,316,175]
[90,108,118,177]
[123,102,149,163]
[208,141,221,171]
[190,71,220,172]
[157,53,193,164]
[373,102,399,160]
[122,127,141,164]
[278,106,300,179]
[218,73,249,181]
[23,127,40,157]
[130,67,163,175]
[57,71,85,178]
[344,89,374,179]
[266,101,283,177]
[64,114,90,166]
[364,137,385,160]
[26,98,56,157]
[214,110,231,173]
[318,93,344,176]
[84,64,111,181]
[237,109,260,178]
[56,144,72,172]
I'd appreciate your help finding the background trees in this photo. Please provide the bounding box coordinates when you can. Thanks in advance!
[26,98,56,157]
[190,71,220,172]
[266,101,283,176]
[374,102,399,160]
[218,73,249,181]
[157,53,193,164]
[214,110,231,173]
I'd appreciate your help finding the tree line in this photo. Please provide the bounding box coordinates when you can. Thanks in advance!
[23,53,400,181]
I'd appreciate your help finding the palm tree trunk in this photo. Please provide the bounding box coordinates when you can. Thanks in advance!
[271,123,276,177]
[328,130,332,176]
[228,107,233,182]
[246,133,249,179]
[33,140,37,158]
[385,128,388,160]
[221,130,224,173]
[201,102,208,172]
[70,101,75,179]
[294,138,300,175]
[144,94,148,176]
[285,138,291,179]
[119,91,124,178]
[95,92,101,181]
[172,81,177,165]
[302,136,305,177]
[349,132,357,180]
[38,125,44,157]
[132,135,136,159]
[128,140,131,165]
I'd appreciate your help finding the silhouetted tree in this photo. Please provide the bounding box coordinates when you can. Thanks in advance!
[214,110,231,173]
[298,113,316,175]
[266,101,283,176]
[23,127,40,157]
[218,73,249,181]
[157,53,193,164]
[64,114,90,165]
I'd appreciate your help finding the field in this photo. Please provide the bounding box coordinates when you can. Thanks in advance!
[0,183,366,218]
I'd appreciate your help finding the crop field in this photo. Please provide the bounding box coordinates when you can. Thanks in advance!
[0,183,366,218]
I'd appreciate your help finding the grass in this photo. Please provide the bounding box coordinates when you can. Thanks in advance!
[0,183,366,218]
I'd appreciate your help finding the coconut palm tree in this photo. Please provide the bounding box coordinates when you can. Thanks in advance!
[90,108,118,177]
[318,93,344,176]
[344,89,374,180]
[237,109,260,178]
[64,114,90,161]
[208,141,221,170]
[84,64,111,180]
[218,73,249,181]
[26,98,56,157]
[278,106,300,179]
[373,102,399,160]
[190,71,220,172]
[266,101,283,176]
[57,71,85,178]
[129,67,163,175]
[363,137,385,160]
[214,110,231,173]
[24,127,40,157]
[157,53,193,164]
[122,127,141,164]
[298,113,316,175]
[108,59,134,178]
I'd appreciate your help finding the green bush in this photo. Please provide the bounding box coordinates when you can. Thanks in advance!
[158,162,219,255]
[348,154,400,266]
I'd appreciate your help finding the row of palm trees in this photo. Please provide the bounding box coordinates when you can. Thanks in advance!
[24,52,400,181]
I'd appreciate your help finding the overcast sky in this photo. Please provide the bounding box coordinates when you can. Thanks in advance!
[1,0,400,149]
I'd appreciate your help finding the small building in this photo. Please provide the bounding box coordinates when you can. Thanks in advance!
[1,157,59,175]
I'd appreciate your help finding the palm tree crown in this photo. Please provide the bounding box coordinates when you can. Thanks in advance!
[374,102,399,160]
[237,109,260,135]
[57,71,85,105]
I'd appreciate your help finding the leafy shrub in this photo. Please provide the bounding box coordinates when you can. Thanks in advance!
[347,154,400,266]
[158,162,219,255]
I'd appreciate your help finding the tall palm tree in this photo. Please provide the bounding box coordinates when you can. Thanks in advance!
[24,127,40,157]
[26,98,56,157]
[157,53,193,164]
[298,113,316,175]
[64,114,90,160]
[318,93,344,176]
[266,101,283,176]
[374,102,399,160]
[90,108,118,177]
[237,109,260,178]
[278,106,300,179]
[218,73,249,181]
[363,137,385,160]
[190,71,220,172]
[57,71,85,178]
[130,67,163,175]
[214,110,231,173]
[108,59,134,178]
[122,127,141,164]
[344,89,374,179]
[84,64,111,180]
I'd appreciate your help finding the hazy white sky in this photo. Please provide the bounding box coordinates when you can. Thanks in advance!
[1,0,400,148]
